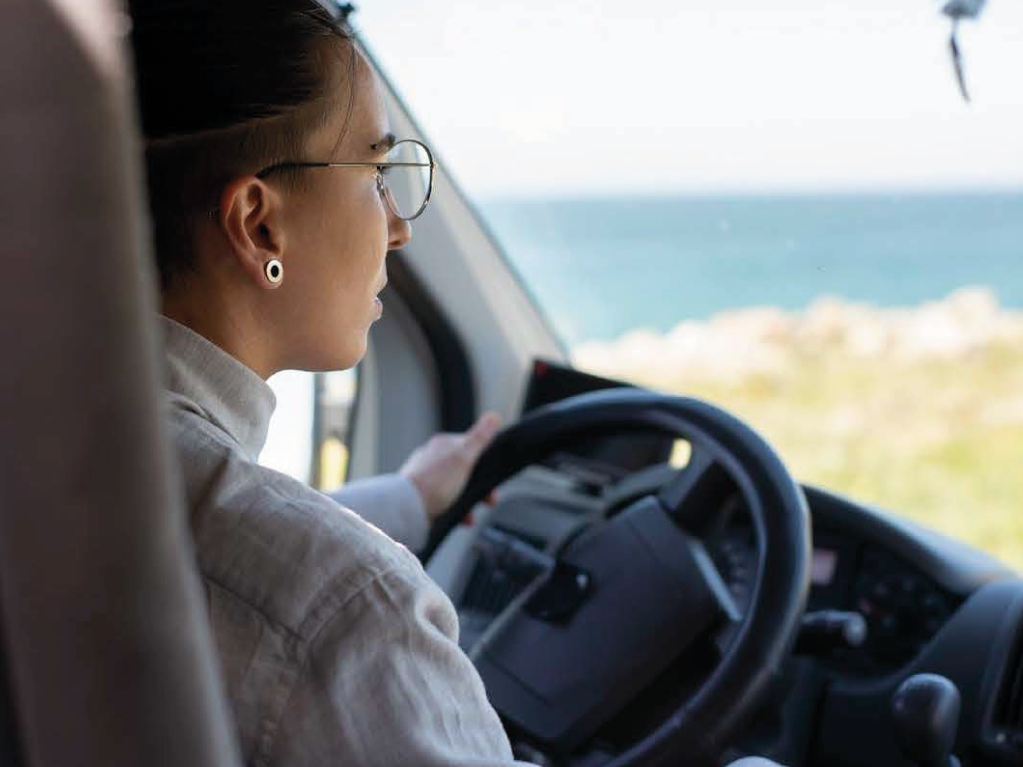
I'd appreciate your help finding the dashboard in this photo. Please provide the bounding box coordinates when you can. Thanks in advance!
[454,463,967,674]
[448,450,1023,767]
[439,360,1023,765]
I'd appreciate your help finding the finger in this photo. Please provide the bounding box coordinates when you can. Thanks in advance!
[462,411,501,457]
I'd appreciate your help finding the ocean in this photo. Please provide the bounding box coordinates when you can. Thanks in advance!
[480,192,1023,345]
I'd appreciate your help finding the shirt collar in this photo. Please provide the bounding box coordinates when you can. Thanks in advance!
[160,315,277,459]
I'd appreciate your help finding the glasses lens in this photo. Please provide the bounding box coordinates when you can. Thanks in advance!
[383,140,432,219]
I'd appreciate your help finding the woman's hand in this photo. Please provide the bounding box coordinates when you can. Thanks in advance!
[399,413,502,522]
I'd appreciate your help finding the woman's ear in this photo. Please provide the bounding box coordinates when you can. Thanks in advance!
[214,177,286,289]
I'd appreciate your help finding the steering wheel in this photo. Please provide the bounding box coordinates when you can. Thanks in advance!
[422,389,811,767]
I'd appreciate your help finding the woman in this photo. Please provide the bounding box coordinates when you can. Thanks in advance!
[128,3,789,766]
[127,2,515,765]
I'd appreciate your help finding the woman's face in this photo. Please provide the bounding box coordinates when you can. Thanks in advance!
[270,49,411,372]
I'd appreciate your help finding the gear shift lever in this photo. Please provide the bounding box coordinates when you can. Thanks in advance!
[891,673,961,767]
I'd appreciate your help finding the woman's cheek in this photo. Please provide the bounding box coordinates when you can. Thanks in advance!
[366,185,390,240]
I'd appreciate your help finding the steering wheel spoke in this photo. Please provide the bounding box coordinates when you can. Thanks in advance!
[656,448,734,535]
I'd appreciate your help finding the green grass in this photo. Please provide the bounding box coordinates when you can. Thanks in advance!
[614,342,1023,571]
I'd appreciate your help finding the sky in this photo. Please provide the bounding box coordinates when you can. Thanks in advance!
[354,0,1023,199]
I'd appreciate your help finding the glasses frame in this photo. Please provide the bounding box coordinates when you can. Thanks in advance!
[255,138,437,221]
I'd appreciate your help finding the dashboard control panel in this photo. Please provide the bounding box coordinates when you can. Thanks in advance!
[455,468,964,680]
[805,533,961,675]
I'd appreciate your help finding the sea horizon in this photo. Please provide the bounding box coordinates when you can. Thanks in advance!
[479,186,1023,206]
[480,190,1023,345]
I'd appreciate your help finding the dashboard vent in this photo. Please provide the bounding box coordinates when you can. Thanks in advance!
[461,528,549,617]
[995,629,1023,730]
[462,559,528,616]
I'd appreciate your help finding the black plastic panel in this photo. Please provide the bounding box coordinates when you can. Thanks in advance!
[475,497,728,754]
[814,579,1023,767]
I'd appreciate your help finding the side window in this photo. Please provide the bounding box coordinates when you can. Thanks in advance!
[314,369,358,491]
[260,369,357,491]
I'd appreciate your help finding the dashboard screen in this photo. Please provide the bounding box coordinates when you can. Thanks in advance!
[812,547,839,586]
[521,359,674,475]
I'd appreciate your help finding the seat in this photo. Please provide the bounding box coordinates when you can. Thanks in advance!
[0,4,791,767]
[0,1,241,765]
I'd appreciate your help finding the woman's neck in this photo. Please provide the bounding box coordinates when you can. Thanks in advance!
[161,284,277,380]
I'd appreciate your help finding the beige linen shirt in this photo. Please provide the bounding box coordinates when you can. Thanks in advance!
[160,316,532,767]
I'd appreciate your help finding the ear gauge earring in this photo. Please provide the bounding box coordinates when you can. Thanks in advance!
[264,259,283,285]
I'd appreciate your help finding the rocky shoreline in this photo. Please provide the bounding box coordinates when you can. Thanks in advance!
[573,287,1023,386]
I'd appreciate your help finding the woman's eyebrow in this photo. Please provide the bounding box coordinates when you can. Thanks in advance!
[370,133,396,154]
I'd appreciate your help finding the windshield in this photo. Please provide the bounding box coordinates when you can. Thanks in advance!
[358,1,1023,569]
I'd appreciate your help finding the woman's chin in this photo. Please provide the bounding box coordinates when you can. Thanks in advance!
[310,338,365,373]
[339,344,366,371]
[310,323,372,372]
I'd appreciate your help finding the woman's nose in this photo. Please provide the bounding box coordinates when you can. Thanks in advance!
[387,212,412,251]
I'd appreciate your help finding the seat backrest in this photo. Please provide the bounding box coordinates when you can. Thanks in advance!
[0,2,242,765]
[0,618,23,766]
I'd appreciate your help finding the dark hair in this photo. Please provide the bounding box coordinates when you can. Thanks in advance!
[127,0,357,289]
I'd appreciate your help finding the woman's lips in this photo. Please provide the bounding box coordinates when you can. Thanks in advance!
[372,279,386,315]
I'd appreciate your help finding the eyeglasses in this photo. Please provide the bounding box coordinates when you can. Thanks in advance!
[255,138,436,221]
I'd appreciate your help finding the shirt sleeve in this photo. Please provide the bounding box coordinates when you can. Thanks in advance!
[327,474,429,552]
[265,564,538,767]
